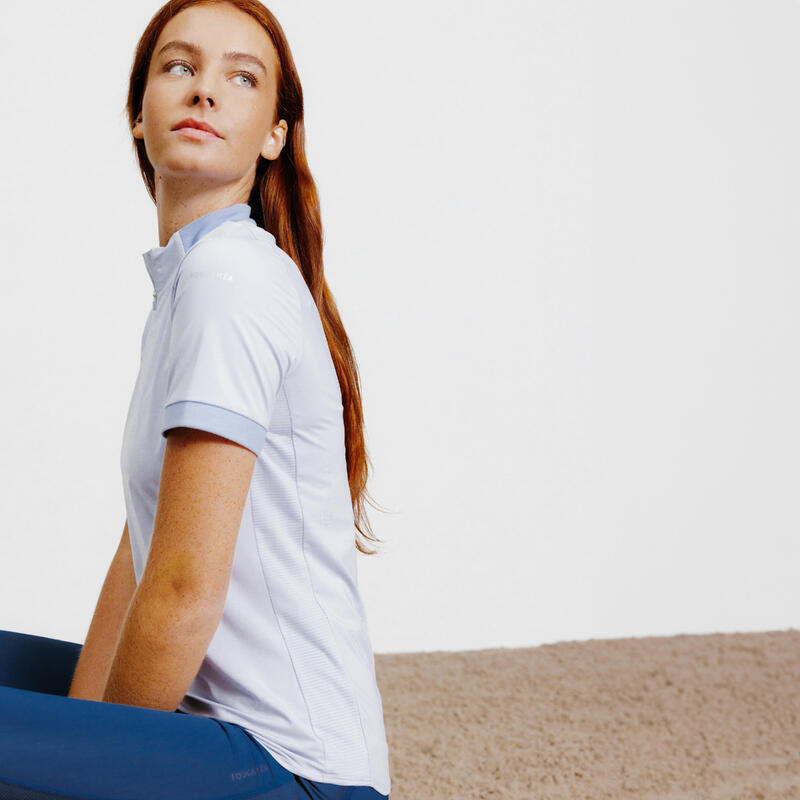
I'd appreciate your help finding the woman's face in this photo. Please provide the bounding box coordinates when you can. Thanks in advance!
[133,2,286,189]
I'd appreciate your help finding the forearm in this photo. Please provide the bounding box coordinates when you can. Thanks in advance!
[68,545,138,701]
[101,582,224,711]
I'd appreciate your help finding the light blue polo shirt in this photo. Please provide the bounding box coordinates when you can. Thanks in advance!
[120,203,391,797]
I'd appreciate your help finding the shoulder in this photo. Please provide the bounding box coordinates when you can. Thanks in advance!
[179,220,294,291]
[171,221,304,363]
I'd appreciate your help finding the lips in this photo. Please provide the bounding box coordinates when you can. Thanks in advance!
[171,118,223,138]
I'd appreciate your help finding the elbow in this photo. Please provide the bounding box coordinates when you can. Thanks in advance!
[167,573,198,600]
[139,572,226,630]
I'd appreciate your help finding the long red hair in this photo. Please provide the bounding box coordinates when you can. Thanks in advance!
[125,0,386,555]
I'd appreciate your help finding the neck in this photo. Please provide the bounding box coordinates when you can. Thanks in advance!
[153,178,252,247]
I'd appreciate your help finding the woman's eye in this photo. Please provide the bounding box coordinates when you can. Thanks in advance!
[233,72,258,88]
[165,60,192,76]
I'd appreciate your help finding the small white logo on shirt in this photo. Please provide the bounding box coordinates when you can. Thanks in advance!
[186,271,234,282]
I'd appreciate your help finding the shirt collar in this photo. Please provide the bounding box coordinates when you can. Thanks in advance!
[142,203,254,295]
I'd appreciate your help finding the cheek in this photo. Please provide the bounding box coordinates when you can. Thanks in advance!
[143,77,175,113]
[235,110,272,148]
[141,86,160,117]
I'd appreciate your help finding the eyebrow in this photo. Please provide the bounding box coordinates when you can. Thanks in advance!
[156,40,268,76]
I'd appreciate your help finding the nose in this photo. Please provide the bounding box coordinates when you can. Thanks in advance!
[186,74,216,109]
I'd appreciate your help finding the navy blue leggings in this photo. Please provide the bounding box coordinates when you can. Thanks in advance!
[0,630,389,800]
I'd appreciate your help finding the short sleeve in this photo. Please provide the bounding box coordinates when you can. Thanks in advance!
[161,237,302,455]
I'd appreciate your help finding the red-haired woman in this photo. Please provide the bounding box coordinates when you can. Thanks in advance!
[0,2,391,798]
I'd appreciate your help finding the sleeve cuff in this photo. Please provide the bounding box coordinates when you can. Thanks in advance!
[162,400,266,455]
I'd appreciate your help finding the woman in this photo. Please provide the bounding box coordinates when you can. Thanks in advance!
[0,1,391,798]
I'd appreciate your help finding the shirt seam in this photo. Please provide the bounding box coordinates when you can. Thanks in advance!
[249,387,328,775]
[244,227,305,377]
[284,389,372,782]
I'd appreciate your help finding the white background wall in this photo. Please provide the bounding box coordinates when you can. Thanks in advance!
[0,1,796,656]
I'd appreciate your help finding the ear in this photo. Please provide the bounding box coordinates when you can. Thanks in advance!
[260,119,288,161]
[132,113,144,141]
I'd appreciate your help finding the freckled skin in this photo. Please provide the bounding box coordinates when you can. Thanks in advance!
[147,426,257,612]
[104,428,257,710]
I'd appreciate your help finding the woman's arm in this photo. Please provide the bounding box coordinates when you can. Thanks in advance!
[67,521,138,701]
[101,427,256,711]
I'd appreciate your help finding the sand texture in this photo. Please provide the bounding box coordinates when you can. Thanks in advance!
[375,630,800,800]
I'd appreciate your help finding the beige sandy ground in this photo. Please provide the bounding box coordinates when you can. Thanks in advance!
[374,630,800,800]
